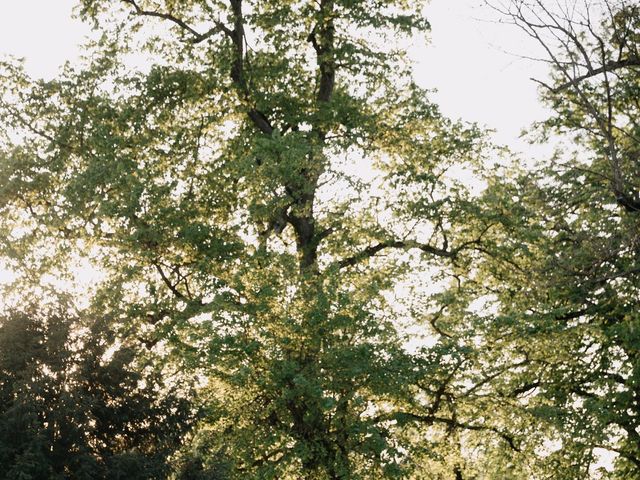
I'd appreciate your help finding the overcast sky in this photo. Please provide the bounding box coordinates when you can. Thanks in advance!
[0,0,550,152]
[419,0,551,150]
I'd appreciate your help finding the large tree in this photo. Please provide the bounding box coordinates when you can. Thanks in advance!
[0,1,499,478]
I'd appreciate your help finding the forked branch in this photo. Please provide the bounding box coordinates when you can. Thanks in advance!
[122,0,233,42]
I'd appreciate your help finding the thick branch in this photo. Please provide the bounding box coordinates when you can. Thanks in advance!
[122,0,273,135]
[228,0,274,135]
[122,0,232,42]
[615,192,640,212]
[550,57,640,93]
[509,381,541,397]
[152,261,186,300]
[383,411,521,452]
[309,0,336,104]
[462,359,530,398]
[336,238,481,270]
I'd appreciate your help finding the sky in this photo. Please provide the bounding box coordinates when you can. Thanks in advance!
[0,1,91,77]
[0,0,551,154]
[418,0,552,151]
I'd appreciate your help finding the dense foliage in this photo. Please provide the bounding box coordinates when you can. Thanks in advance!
[0,305,195,479]
[0,0,638,478]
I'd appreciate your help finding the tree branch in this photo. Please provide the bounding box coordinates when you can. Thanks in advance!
[380,411,521,452]
[336,237,483,270]
[122,0,274,135]
[152,260,187,300]
[309,0,336,104]
[541,57,640,92]
[122,0,232,42]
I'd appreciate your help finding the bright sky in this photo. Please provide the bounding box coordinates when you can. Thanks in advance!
[418,0,551,152]
[0,1,91,77]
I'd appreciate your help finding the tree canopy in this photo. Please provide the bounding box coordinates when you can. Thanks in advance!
[0,0,639,479]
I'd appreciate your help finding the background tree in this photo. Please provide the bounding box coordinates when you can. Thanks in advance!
[0,303,197,479]
[428,1,640,477]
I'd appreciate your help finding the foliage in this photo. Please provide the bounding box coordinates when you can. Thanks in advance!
[433,1,640,477]
[0,0,491,478]
[0,304,196,479]
[1,0,639,479]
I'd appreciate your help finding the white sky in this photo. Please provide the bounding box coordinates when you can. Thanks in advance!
[418,0,552,152]
[0,1,91,77]
[0,0,551,154]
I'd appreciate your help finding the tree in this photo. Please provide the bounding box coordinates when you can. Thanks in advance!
[11,1,640,478]
[0,1,498,478]
[0,304,196,479]
[494,0,640,211]
[432,1,640,477]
